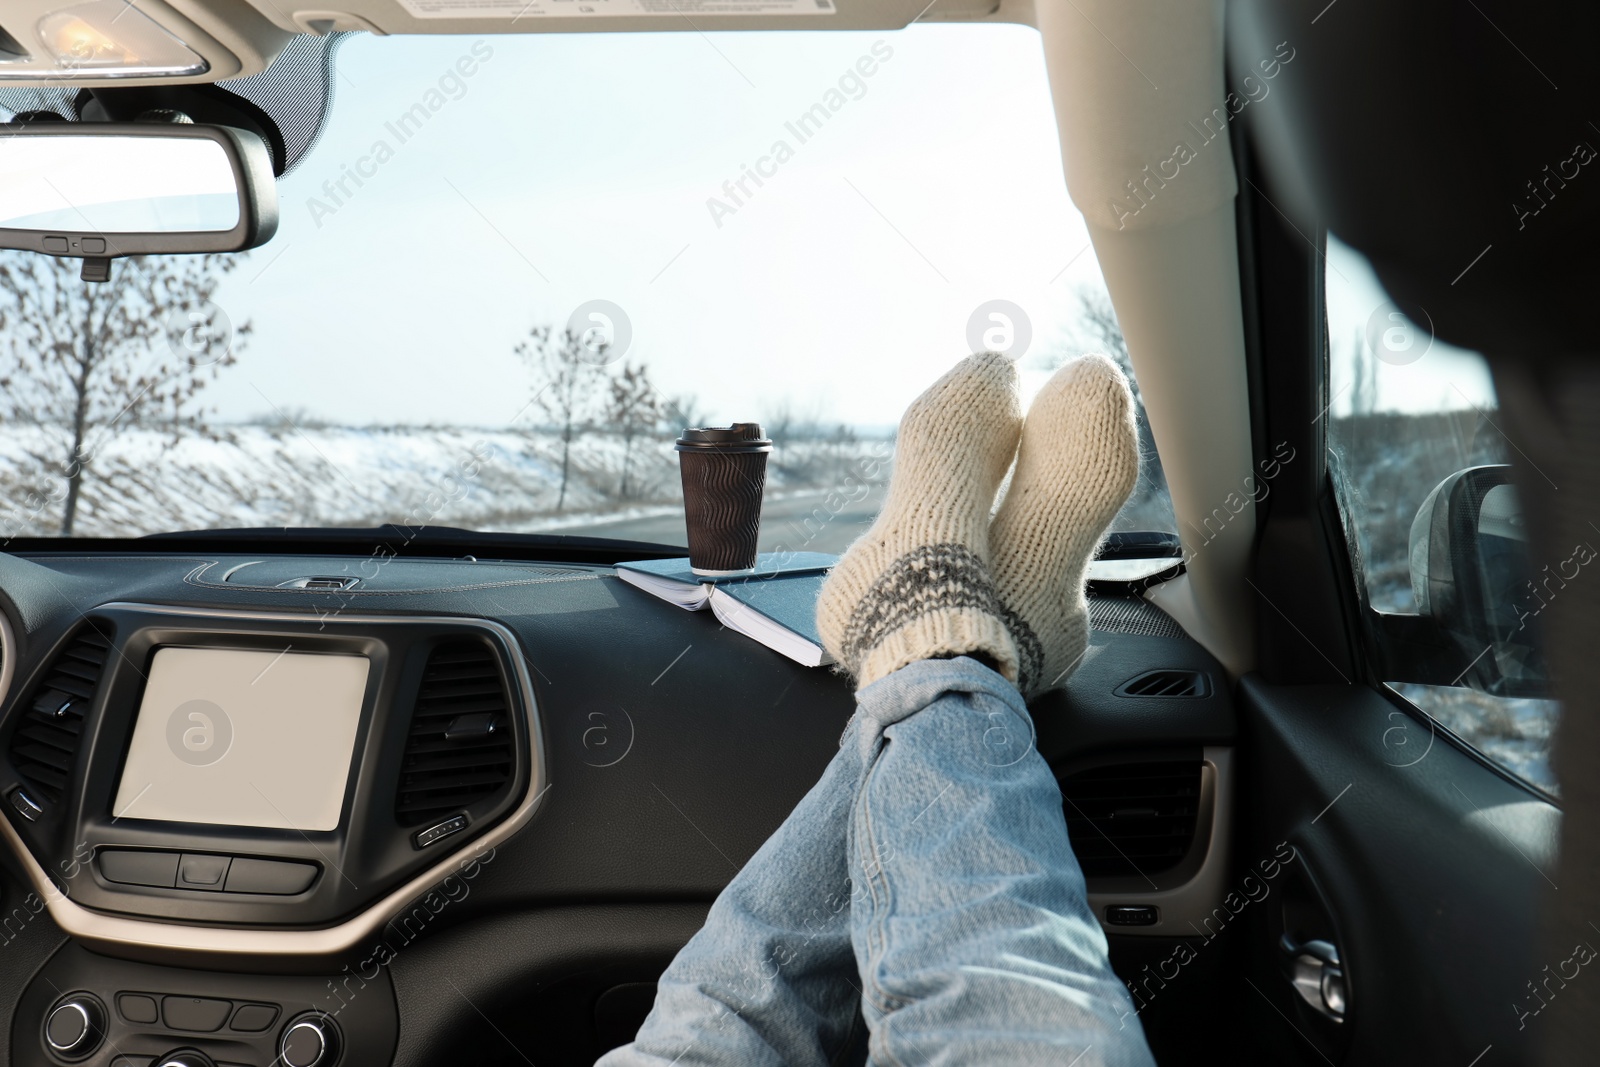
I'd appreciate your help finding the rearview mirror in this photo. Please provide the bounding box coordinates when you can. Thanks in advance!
[1409,464,1548,696]
[0,122,277,276]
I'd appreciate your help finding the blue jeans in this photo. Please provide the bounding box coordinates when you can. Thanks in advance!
[596,657,1156,1067]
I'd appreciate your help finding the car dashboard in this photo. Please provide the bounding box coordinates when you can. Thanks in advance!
[0,548,1233,1067]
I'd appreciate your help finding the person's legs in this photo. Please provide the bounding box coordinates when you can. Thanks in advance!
[847,656,1154,1067]
[821,353,1154,1065]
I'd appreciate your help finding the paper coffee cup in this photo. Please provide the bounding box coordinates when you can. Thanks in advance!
[675,423,772,576]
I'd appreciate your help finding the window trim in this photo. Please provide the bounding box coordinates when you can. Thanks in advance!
[1379,683,1561,807]
[1316,237,1561,803]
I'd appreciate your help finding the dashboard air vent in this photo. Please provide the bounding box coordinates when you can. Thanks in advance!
[8,626,112,806]
[395,640,515,826]
[1115,668,1210,698]
[1060,760,1202,879]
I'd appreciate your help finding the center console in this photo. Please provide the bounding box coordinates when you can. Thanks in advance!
[0,602,547,1066]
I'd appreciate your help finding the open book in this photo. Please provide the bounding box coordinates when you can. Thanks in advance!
[615,552,838,667]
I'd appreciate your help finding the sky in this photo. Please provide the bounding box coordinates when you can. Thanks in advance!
[1324,236,1496,416]
[209,24,1112,430]
[195,23,1498,430]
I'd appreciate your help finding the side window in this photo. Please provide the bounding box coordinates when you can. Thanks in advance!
[1324,235,1560,794]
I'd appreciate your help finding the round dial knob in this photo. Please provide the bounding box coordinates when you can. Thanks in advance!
[280,1015,339,1067]
[155,1052,217,1067]
[43,994,104,1058]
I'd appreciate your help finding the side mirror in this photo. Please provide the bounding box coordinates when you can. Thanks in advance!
[1408,464,1549,696]
[0,122,277,279]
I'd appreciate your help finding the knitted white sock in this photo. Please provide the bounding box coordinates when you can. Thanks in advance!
[990,354,1140,698]
[817,353,1023,690]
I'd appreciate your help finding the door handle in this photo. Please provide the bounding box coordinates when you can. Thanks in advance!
[1280,934,1347,1022]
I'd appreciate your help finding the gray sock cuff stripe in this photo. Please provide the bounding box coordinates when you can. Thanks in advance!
[997,603,1045,695]
[836,543,1006,671]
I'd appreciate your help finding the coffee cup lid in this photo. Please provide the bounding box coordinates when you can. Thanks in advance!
[675,423,773,452]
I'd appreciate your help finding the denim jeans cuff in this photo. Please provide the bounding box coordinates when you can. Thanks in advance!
[853,654,1024,735]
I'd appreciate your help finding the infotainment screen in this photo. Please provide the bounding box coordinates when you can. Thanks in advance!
[112,648,369,832]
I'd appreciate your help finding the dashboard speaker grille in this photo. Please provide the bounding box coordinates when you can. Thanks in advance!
[1088,596,1185,639]
[1060,760,1202,879]
[8,625,112,806]
[395,640,515,826]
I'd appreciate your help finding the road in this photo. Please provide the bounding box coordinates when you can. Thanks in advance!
[566,484,888,555]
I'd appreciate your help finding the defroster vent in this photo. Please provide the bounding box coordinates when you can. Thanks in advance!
[395,640,515,826]
[1115,669,1210,698]
[1060,760,1203,879]
[8,625,112,807]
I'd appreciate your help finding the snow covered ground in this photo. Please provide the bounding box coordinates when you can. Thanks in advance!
[1389,683,1561,794]
[0,422,889,540]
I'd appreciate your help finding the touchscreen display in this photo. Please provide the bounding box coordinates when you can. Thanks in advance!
[112,648,369,832]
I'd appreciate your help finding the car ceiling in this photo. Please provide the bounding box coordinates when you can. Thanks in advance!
[1,0,1027,77]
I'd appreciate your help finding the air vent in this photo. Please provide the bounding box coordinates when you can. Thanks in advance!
[7,626,112,807]
[1114,668,1210,698]
[1060,761,1202,878]
[394,640,515,827]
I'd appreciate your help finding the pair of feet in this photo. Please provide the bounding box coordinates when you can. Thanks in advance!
[817,351,1140,698]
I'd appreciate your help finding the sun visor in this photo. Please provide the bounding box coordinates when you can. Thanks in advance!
[241,0,1011,36]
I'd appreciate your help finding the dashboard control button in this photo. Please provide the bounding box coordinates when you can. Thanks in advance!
[117,993,160,1024]
[100,850,180,888]
[8,788,42,821]
[177,854,231,890]
[224,857,319,895]
[228,1003,279,1032]
[1104,905,1160,927]
[161,996,232,1032]
[279,1014,339,1067]
[414,813,468,849]
[45,994,104,1057]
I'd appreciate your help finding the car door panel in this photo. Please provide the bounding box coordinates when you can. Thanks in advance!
[1238,678,1557,1065]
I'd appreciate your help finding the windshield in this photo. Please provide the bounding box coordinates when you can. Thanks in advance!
[0,26,1174,552]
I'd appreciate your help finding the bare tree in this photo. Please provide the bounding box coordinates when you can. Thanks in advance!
[1072,286,1141,401]
[765,400,798,451]
[1068,285,1166,496]
[659,392,707,436]
[764,398,809,478]
[605,360,662,499]
[1346,326,1379,416]
[0,252,246,536]
[764,397,828,446]
[516,326,605,510]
